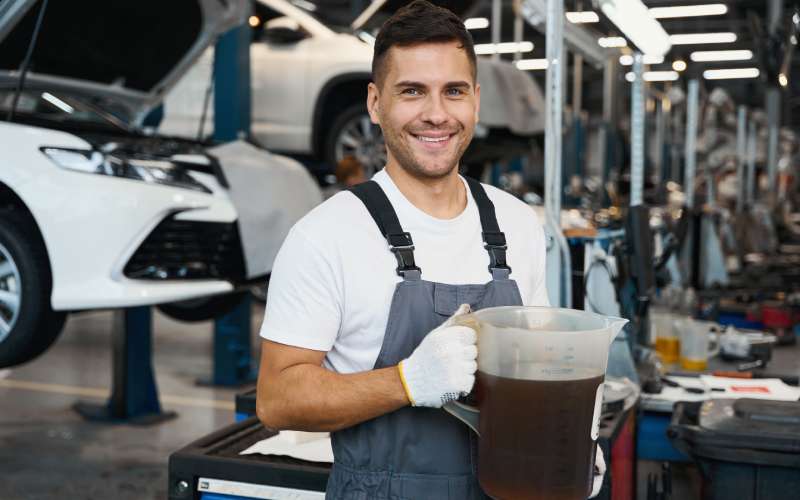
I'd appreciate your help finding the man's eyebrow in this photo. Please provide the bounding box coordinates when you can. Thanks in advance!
[393,80,428,89]
[393,80,473,89]
[444,81,472,89]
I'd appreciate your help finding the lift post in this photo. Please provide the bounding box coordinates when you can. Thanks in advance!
[74,307,176,425]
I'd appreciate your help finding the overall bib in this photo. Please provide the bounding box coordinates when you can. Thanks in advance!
[325,178,523,500]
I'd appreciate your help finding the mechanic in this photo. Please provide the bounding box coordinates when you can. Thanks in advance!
[256,1,604,498]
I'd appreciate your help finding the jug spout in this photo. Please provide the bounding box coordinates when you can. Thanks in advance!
[607,317,629,345]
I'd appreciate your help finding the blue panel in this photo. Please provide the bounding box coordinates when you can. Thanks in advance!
[637,412,690,462]
[235,412,250,423]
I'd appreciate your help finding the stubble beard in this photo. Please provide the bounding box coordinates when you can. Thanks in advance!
[381,122,473,181]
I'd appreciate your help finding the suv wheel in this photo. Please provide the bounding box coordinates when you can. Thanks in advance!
[0,211,66,368]
[324,103,386,177]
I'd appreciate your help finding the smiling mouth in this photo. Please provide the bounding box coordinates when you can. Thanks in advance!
[412,133,454,144]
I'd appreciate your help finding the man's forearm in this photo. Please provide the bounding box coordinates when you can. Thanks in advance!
[257,363,410,432]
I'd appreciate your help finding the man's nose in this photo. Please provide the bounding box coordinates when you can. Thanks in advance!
[420,94,449,126]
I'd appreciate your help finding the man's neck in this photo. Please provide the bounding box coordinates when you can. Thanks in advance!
[384,162,466,220]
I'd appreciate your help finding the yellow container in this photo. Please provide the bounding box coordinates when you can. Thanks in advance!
[655,336,680,364]
[680,356,707,371]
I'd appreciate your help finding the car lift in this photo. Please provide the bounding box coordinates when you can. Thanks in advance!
[73,307,176,424]
[74,22,256,424]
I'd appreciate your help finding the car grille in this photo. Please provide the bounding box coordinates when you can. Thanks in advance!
[124,216,246,282]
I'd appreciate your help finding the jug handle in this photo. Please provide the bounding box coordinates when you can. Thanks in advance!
[443,400,480,435]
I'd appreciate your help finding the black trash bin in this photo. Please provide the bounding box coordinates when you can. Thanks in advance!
[668,398,800,500]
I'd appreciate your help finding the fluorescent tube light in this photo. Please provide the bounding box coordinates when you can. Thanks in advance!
[690,49,753,62]
[619,54,664,65]
[475,42,534,55]
[566,11,599,23]
[464,17,489,30]
[703,68,760,80]
[596,0,671,56]
[670,33,737,45]
[42,92,74,113]
[626,71,680,82]
[599,37,628,48]
[649,4,728,19]
[516,59,549,70]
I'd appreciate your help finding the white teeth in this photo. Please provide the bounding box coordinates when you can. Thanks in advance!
[416,135,449,143]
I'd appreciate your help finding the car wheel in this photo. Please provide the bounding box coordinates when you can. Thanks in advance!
[157,291,248,323]
[0,211,66,368]
[324,104,386,177]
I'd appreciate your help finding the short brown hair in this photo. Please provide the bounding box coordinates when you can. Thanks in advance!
[371,0,477,87]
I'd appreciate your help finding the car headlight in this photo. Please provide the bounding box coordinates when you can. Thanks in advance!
[41,147,212,194]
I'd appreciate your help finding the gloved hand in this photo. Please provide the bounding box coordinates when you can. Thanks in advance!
[398,304,477,408]
[589,446,606,498]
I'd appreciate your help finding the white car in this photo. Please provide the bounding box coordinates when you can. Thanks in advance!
[161,0,545,176]
[0,0,321,368]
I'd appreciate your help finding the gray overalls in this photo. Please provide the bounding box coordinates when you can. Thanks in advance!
[325,177,524,500]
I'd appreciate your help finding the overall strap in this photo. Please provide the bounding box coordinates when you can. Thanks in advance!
[464,177,512,279]
[349,181,421,280]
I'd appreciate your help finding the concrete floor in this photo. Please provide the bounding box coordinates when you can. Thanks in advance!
[0,303,265,500]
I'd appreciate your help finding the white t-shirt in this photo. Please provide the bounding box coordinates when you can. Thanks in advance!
[260,170,549,374]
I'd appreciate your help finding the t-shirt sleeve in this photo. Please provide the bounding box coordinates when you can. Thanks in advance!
[526,212,551,307]
[259,225,341,351]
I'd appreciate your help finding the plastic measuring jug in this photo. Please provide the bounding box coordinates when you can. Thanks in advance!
[651,310,680,363]
[445,306,628,500]
[676,318,720,371]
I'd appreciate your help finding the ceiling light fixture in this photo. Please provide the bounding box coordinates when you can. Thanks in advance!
[703,68,760,80]
[649,4,728,19]
[464,17,489,30]
[670,32,737,45]
[619,54,664,65]
[248,16,260,27]
[690,49,753,62]
[475,42,535,55]
[626,70,680,82]
[779,73,789,87]
[599,36,628,48]
[672,60,687,71]
[566,11,600,23]
[516,59,549,70]
[596,0,671,56]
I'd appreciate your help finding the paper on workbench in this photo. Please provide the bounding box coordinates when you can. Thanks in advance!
[639,376,708,413]
[240,431,334,463]
[700,376,800,401]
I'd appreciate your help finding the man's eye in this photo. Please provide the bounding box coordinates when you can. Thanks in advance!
[402,88,421,96]
[446,88,465,96]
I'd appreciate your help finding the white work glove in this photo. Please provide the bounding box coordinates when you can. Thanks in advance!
[397,304,477,408]
[589,446,607,498]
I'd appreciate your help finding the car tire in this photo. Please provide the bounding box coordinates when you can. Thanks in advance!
[323,103,386,177]
[0,210,66,368]
[157,291,248,323]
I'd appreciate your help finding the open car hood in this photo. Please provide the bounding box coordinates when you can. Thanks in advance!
[0,0,246,124]
[352,0,479,33]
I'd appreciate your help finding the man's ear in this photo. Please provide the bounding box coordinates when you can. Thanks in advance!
[474,82,481,122]
[367,82,380,125]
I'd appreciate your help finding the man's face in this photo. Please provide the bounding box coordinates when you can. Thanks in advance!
[367,41,480,180]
